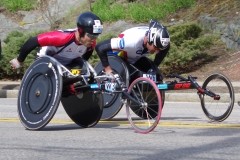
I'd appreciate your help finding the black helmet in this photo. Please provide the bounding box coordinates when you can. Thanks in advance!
[147,19,170,50]
[76,12,103,35]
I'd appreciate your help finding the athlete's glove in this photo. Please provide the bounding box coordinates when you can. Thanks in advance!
[10,58,22,73]
[105,71,115,82]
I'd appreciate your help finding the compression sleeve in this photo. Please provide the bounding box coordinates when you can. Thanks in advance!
[153,45,170,67]
[17,36,39,62]
[82,41,96,61]
[82,49,93,61]
[95,39,112,67]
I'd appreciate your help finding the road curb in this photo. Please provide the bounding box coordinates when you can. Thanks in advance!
[1,89,238,102]
[0,90,19,98]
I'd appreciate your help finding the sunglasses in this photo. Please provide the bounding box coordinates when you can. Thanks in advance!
[86,33,98,39]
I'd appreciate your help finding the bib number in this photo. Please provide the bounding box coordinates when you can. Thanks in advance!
[143,74,156,82]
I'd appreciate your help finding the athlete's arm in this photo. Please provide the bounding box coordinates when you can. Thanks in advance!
[82,49,93,61]
[153,44,170,66]
[95,39,112,67]
[18,31,74,63]
[17,36,39,63]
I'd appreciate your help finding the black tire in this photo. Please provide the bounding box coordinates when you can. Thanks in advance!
[61,91,103,128]
[160,90,165,108]
[94,55,129,120]
[200,73,234,122]
[18,57,62,130]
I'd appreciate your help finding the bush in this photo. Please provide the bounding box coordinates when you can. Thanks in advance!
[0,23,220,80]
[148,22,219,74]
[168,22,203,46]
[1,30,44,79]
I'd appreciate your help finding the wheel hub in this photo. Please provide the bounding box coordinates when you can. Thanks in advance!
[36,90,41,97]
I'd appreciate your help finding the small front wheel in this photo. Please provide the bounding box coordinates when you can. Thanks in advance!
[126,77,162,134]
[201,73,235,122]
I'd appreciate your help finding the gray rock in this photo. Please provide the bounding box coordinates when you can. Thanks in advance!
[199,15,240,50]
[0,0,86,40]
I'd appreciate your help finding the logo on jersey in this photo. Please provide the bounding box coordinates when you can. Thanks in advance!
[136,50,142,54]
[119,38,125,49]
[136,47,145,55]
[66,48,72,52]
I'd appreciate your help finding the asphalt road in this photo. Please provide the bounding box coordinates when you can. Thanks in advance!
[1,98,240,159]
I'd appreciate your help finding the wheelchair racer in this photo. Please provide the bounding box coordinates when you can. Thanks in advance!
[95,19,170,80]
[9,11,103,96]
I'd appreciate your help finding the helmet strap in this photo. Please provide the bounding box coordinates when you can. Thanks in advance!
[76,29,83,44]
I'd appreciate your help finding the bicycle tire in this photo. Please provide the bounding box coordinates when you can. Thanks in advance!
[126,77,162,134]
[200,73,235,122]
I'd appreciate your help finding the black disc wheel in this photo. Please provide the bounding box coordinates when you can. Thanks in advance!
[18,57,62,130]
[94,55,129,120]
[61,91,103,128]
[200,73,235,122]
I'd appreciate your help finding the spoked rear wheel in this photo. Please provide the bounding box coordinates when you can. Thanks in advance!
[200,73,235,122]
[126,77,162,134]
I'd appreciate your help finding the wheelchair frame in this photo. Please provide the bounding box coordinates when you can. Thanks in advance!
[17,55,162,134]
[94,55,235,132]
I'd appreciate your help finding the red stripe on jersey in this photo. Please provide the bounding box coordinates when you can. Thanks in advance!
[37,31,75,47]
[118,34,124,38]
[123,51,128,60]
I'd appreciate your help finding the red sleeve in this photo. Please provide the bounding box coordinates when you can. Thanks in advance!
[37,31,75,47]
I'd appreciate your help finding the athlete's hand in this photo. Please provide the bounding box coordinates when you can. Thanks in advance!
[104,66,115,82]
[104,66,113,75]
[10,58,22,71]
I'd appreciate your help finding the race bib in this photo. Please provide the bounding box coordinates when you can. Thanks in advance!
[143,74,156,82]
[105,83,117,92]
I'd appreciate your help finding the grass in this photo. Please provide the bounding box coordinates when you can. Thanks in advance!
[0,0,37,12]
[92,0,196,22]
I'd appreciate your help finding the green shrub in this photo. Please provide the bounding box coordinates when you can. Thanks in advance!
[0,22,221,80]
[3,31,24,44]
[1,30,44,79]
[168,22,203,46]
[147,22,219,75]
[160,35,218,74]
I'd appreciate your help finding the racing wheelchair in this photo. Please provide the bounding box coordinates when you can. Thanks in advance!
[18,55,162,134]
[94,54,235,131]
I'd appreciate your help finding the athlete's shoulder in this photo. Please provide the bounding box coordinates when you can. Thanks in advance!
[37,29,76,46]
[123,26,149,32]
[57,28,77,33]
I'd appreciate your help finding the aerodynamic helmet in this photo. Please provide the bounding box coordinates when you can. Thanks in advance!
[147,19,170,50]
[76,12,103,35]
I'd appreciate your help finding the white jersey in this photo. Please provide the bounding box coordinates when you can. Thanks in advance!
[110,26,149,64]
